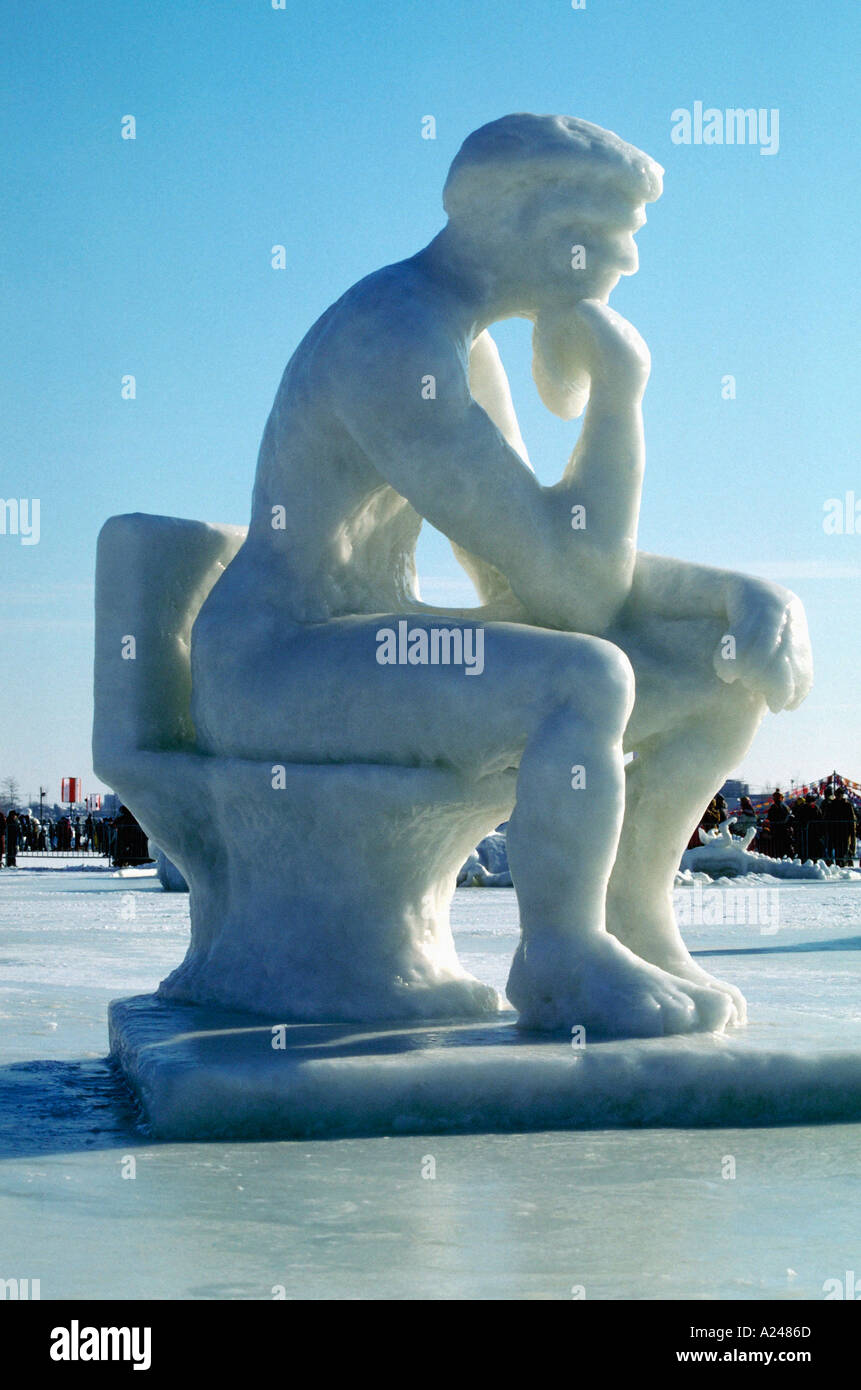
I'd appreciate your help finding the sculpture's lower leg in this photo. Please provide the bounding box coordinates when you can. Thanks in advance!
[504,662,735,1038]
[605,685,766,1024]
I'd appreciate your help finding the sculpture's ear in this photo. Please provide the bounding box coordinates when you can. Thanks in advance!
[93,514,246,779]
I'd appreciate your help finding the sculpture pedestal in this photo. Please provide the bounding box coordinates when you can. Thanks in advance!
[109,993,861,1140]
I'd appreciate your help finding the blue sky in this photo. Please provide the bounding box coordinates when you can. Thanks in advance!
[1,0,859,804]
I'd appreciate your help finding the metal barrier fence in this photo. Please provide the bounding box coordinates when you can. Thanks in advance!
[16,848,109,859]
[751,817,858,864]
[7,827,153,867]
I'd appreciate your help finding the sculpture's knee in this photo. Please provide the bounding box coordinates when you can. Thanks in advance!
[550,637,635,733]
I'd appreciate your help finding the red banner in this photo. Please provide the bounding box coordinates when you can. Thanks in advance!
[61,777,81,804]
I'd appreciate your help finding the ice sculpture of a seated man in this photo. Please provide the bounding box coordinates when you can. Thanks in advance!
[191,114,812,1037]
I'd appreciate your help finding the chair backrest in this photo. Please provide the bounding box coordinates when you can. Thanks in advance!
[93,514,246,771]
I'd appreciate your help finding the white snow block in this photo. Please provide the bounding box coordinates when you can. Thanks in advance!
[109,993,861,1140]
[94,514,511,1021]
[153,848,188,892]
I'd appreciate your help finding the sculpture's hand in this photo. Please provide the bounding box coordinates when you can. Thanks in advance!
[569,299,651,408]
[714,579,813,712]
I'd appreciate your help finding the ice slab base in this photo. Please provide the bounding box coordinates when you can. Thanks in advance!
[110,994,861,1140]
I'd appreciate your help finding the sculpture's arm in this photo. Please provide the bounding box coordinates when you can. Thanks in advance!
[335,304,645,631]
[509,298,651,629]
[451,308,649,622]
[467,328,533,469]
[334,314,585,629]
[548,299,650,561]
[627,552,814,712]
[446,330,532,612]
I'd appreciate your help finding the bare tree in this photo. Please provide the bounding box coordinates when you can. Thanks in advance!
[1,776,21,811]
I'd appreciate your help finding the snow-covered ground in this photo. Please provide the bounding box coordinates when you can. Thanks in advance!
[1,863,860,1299]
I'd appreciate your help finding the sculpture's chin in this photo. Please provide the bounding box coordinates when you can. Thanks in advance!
[531,314,591,421]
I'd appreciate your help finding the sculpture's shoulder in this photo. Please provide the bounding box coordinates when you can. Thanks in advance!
[258,259,470,476]
[306,261,462,376]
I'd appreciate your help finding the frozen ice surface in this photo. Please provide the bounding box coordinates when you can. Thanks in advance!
[2,866,861,1298]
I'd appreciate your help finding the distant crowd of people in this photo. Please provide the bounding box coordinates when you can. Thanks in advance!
[690,783,859,867]
[0,806,150,868]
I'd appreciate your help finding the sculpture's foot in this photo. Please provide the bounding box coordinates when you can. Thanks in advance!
[606,904,748,1027]
[506,930,735,1039]
[653,955,747,1027]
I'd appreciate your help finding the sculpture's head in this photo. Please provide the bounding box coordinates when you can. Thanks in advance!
[443,114,663,418]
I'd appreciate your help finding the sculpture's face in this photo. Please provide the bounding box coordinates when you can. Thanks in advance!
[576,219,642,298]
[512,187,647,302]
[529,202,647,419]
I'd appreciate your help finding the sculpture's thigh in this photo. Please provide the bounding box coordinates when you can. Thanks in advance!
[610,616,729,745]
[611,616,765,763]
[192,612,625,769]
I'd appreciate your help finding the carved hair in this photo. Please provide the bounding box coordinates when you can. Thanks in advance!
[443,113,663,231]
